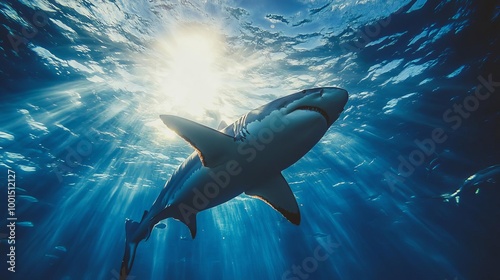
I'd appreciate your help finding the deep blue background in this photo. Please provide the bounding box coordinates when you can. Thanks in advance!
[1,0,499,279]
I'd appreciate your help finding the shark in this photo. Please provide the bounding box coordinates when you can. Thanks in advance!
[120,87,348,279]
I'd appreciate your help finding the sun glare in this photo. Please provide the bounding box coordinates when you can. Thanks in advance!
[136,24,262,140]
[153,26,225,120]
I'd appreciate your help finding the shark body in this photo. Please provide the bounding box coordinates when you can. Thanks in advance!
[120,87,348,279]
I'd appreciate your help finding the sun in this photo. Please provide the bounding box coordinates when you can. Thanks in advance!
[149,25,225,121]
[135,23,249,140]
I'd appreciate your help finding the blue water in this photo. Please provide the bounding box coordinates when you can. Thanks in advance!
[1,0,499,279]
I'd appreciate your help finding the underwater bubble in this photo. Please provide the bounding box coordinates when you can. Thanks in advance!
[0,131,15,141]
[55,246,67,252]
[16,187,27,193]
[45,254,59,259]
[19,165,36,172]
[313,232,328,238]
[17,221,34,227]
[18,195,39,203]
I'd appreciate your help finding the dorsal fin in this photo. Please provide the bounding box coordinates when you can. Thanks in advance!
[217,120,228,130]
[245,173,301,225]
[160,115,235,167]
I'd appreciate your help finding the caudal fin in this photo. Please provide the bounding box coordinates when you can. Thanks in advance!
[120,219,140,280]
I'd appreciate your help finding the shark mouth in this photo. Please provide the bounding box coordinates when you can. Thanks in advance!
[295,106,330,124]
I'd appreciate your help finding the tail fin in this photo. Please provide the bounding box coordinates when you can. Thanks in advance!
[120,219,140,280]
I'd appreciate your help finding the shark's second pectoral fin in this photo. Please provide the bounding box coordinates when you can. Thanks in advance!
[160,115,235,167]
[163,206,198,239]
[180,214,197,239]
[245,174,301,225]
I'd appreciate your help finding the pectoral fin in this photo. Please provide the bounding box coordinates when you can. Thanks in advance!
[245,174,301,225]
[179,214,197,239]
[162,205,198,239]
[160,115,235,167]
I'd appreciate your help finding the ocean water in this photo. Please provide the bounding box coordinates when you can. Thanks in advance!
[1,0,499,279]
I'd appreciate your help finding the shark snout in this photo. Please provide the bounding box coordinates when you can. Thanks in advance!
[289,87,348,126]
[323,87,348,106]
[338,89,348,106]
[317,87,348,125]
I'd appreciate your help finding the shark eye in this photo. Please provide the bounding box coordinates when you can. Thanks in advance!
[301,90,307,94]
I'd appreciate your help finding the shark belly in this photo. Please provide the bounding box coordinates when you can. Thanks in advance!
[165,155,247,213]
[236,109,329,176]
